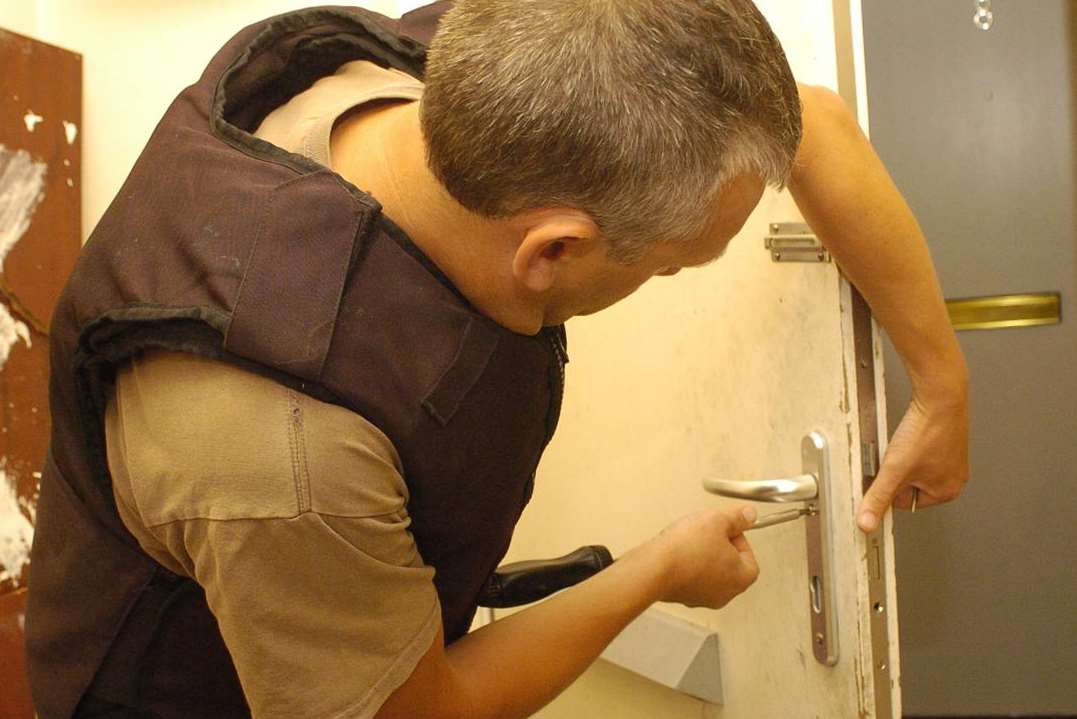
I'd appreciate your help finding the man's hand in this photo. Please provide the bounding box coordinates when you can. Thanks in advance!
[858,386,970,532]
[652,506,760,608]
[377,505,761,719]
[789,84,971,532]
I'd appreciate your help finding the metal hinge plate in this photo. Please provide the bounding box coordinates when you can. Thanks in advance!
[765,223,831,263]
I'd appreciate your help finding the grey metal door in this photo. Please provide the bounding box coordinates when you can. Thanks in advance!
[862,1,1077,715]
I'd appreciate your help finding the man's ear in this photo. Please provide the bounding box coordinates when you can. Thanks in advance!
[511,211,602,294]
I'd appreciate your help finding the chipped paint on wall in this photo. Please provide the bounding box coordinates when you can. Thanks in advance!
[22,112,43,133]
[0,143,46,367]
[0,143,47,266]
[0,464,34,584]
[0,305,30,366]
[63,120,78,145]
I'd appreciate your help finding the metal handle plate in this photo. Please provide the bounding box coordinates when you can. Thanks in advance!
[701,431,839,666]
[801,431,838,666]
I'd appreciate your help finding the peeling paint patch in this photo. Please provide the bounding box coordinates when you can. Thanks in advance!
[0,144,45,367]
[0,304,30,366]
[63,120,78,145]
[0,143,48,266]
[23,111,44,133]
[17,480,38,525]
[0,463,34,584]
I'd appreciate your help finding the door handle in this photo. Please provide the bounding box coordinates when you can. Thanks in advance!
[701,432,839,667]
[702,473,818,502]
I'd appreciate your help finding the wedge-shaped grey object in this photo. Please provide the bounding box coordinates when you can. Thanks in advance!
[600,607,723,704]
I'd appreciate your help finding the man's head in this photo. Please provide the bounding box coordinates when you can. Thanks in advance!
[421,0,802,266]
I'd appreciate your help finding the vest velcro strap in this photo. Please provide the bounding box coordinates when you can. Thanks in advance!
[226,171,368,381]
[422,318,500,426]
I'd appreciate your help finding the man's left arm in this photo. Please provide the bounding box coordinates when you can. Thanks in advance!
[788,84,970,532]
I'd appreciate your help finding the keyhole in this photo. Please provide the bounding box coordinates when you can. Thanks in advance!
[810,575,823,614]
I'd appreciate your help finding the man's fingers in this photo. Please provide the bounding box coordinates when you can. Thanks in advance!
[895,484,918,510]
[738,550,760,585]
[857,472,902,532]
[730,533,751,553]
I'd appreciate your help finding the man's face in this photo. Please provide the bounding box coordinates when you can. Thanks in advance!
[548,173,765,324]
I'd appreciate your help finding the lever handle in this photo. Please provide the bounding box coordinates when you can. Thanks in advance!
[702,473,818,503]
[700,432,839,667]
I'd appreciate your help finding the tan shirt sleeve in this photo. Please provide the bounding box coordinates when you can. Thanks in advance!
[105,350,440,719]
[253,59,424,167]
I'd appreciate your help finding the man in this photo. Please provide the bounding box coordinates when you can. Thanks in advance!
[26,1,969,718]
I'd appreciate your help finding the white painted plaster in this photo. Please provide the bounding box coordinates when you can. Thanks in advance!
[395,0,433,15]
[23,111,44,133]
[63,120,78,145]
[0,2,39,40]
[0,464,34,584]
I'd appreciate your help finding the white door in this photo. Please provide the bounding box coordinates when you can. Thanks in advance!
[501,1,901,717]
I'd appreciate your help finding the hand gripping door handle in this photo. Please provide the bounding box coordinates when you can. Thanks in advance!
[701,431,839,666]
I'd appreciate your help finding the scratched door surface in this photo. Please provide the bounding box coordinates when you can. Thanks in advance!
[0,27,82,718]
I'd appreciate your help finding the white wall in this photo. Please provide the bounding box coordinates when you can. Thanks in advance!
[0,2,39,38]
[1,1,400,241]
[397,0,435,13]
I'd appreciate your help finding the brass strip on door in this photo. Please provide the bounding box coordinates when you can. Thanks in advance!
[946,292,1061,331]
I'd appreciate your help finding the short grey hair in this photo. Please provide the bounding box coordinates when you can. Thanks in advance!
[421,0,803,262]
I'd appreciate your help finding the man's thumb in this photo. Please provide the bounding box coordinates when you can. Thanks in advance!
[858,475,899,532]
[733,505,758,533]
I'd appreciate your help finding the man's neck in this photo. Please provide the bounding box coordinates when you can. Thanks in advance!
[332,102,546,335]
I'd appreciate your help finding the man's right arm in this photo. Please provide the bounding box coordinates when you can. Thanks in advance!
[109,349,759,718]
[377,506,760,719]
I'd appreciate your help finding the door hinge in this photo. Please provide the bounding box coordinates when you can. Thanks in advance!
[765,223,831,263]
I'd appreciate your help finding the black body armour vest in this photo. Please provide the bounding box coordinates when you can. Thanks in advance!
[25,5,565,717]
